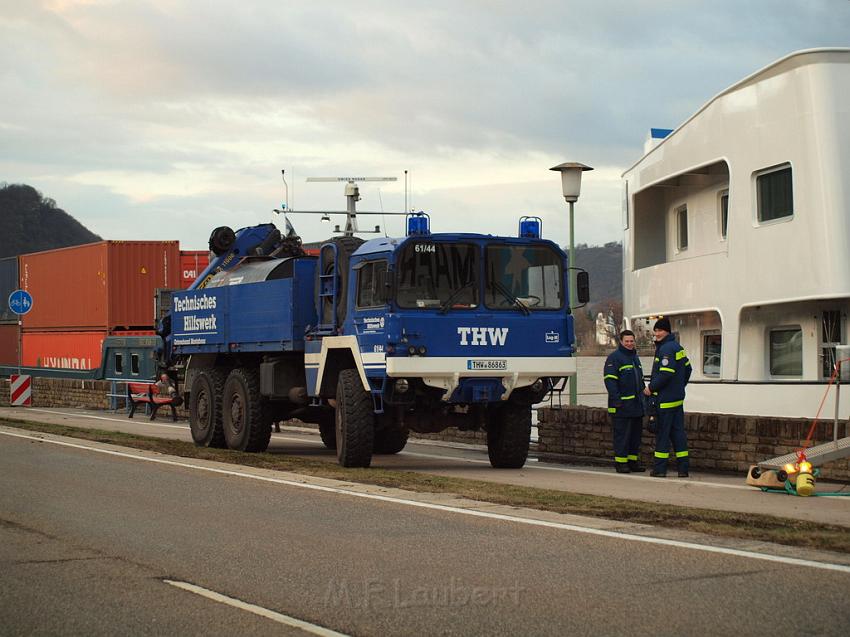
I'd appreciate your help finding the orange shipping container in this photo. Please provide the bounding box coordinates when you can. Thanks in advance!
[0,324,19,365]
[20,241,180,331]
[179,250,210,289]
[22,331,106,370]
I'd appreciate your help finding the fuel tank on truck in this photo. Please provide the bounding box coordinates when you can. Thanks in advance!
[170,256,317,355]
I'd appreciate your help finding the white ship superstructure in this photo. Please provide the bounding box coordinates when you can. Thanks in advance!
[622,48,850,418]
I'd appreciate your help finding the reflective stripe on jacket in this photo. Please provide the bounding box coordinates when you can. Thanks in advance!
[648,333,691,409]
[603,344,645,417]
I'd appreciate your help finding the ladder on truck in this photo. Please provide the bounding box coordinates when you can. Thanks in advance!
[317,242,340,334]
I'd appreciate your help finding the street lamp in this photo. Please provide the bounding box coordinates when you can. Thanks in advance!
[550,161,593,406]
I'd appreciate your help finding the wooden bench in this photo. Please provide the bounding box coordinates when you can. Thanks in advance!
[127,381,178,422]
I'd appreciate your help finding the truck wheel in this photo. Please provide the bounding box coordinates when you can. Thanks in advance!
[487,402,531,468]
[317,236,364,326]
[318,410,337,450]
[189,369,227,448]
[335,368,374,467]
[374,427,409,454]
[222,367,273,452]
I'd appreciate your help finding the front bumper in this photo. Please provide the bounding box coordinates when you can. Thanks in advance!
[385,356,577,401]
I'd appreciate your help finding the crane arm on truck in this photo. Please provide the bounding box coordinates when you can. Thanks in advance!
[156,221,305,368]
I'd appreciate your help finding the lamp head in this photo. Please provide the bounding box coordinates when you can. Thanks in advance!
[550,162,593,202]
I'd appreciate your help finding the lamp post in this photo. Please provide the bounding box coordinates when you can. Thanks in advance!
[550,162,593,405]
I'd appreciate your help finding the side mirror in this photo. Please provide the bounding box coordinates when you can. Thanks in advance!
[575,270,590,306]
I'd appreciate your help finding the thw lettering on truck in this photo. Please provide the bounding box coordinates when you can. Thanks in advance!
[457,327,509,346]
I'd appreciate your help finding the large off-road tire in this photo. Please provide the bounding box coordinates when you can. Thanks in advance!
[335,369,374,467]
[317,237,364,326]
[317,410,337,450]
[222,367,273,452]
[487,401,531,468]
[374,426,409,454]
[189,369,227,448]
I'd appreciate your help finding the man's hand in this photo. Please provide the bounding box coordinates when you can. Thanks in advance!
[643,387,652,396]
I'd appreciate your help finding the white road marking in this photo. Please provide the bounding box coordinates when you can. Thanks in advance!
[164,580,349,636]
[2,428,849,575]
[24,408,757,492]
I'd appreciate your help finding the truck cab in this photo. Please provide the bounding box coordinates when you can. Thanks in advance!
[305,215,578,468]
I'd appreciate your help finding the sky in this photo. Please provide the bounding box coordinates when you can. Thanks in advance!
[1,1,848,250]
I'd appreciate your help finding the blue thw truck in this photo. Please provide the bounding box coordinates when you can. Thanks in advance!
[159,213,588,468]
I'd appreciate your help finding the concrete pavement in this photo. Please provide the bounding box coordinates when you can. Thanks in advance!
[1,429,849,636]
[1,406,848,528]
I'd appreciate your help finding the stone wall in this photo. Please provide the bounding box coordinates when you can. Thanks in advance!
[538,406,850,481]
[0,377,112,410]
[0,377,191,418]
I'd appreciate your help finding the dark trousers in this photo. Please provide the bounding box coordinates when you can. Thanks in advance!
[653,406,689,473]
[612,416,643,465]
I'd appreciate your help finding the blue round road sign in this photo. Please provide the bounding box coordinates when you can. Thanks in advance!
[8,289,33,315]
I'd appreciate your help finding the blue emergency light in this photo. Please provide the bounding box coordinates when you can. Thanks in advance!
[519,216,542,239]
[406,212,431,236]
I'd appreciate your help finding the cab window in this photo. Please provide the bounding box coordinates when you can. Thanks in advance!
[485,244,563,310]
[356,260,388,309]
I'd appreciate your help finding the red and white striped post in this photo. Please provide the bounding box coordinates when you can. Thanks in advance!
[10,374,32,407]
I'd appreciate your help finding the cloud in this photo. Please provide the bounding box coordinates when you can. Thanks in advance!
[1,0,848,250]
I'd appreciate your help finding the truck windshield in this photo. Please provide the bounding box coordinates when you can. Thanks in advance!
[485,244,563,310]
[396,242,478,309]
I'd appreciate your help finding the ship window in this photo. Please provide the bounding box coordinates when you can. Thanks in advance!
[355,260,388,309]
[702,332,721,377]
[131,353,140,376]
[719,190,729,239]
[622,181,629,230]
[676,205,688,251]
[821,310,842,379]
[769,328,802,377]
[115,353,123,374]
[757,165,793,222]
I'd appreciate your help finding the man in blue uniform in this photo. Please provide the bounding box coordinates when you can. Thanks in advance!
[643,317,691,477]
[603,329,645,473]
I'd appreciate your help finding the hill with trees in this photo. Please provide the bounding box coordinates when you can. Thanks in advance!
[0,183,101,258]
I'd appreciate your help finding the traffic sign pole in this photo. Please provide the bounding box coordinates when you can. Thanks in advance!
[8,289,34,378]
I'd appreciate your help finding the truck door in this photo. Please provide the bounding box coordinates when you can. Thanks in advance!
[351,259,389,379]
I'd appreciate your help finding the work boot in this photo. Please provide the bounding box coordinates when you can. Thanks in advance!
[615,464,631,474]
[628,461,646,473]
[650,470,667,478]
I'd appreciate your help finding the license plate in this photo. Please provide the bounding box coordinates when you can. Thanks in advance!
[467,359,507,371]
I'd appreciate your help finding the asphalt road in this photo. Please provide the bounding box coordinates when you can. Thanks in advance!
[1,429,849,636]
[3,406,850,528]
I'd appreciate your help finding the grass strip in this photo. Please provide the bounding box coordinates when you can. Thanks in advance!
[3,417,850,554]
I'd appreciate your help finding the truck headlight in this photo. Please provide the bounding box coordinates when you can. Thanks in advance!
[395,378,410,393]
